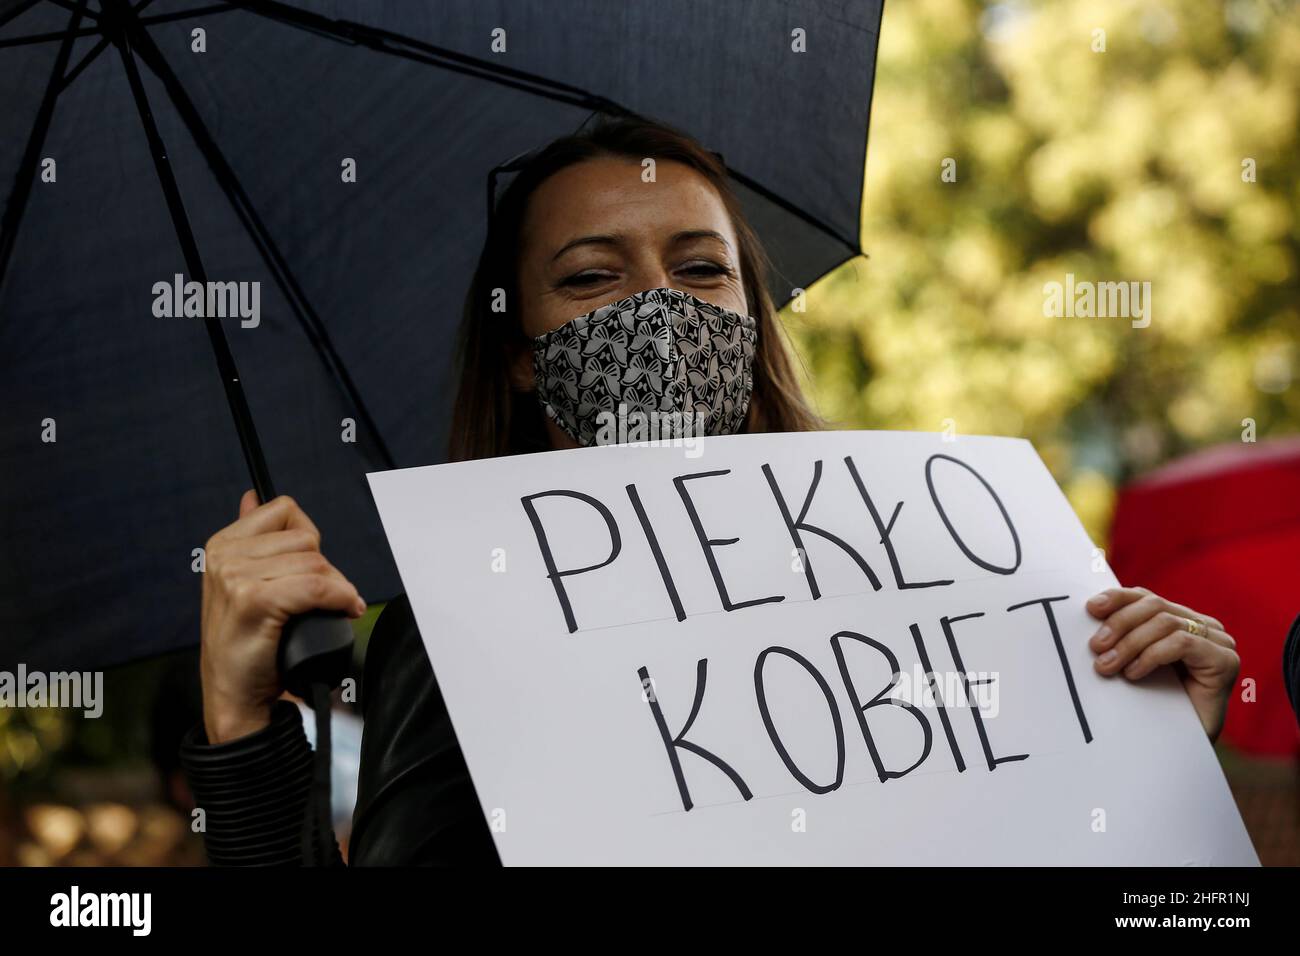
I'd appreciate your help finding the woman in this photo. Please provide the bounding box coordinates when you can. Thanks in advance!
[182,116,1241,865]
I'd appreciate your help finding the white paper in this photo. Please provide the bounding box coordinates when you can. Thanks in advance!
[368,430,1258,866]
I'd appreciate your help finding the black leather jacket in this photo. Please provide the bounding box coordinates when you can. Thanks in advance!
[180,595,500,865]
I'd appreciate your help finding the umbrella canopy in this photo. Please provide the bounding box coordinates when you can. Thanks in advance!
[1109,437,1300,757]
[0,0,884,670]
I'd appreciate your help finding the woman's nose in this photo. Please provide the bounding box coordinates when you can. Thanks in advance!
[627,264,675,294]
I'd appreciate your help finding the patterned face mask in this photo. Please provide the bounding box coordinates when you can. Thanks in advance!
[532,287,758,447]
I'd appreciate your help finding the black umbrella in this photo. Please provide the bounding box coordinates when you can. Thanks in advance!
[0,0,883,671]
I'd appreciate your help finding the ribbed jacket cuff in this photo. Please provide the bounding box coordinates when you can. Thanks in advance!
[180,699,313,866]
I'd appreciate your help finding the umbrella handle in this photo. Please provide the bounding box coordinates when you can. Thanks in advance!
[278,611,354,867]
[278,611,355,698]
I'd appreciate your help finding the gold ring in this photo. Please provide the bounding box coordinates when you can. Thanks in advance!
[1181,616,1208,638]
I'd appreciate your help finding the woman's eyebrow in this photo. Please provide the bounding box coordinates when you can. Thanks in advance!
[549,229,732,263]
[671,228,730,247]
[550,234,621,262]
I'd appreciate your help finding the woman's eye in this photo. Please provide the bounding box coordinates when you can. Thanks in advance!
[559,271,614,287]
[679,261,730,278]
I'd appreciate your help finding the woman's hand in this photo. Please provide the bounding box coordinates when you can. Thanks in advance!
[200,490,366,744]
[1086,586,1239,741]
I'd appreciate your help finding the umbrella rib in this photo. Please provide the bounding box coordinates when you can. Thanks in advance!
[223,0,860,255]
[54,0,157,88]
[0,0,85,297]
[0,0,42,31]
[45,0,95,18]
[135,2,236,27]
[0,0,191,46]
[724,168,858,259]
[0,23,98,47]
[127,14,398,471]
[228,0,627,113]
[105,0,278,500]
[56,31,107,85]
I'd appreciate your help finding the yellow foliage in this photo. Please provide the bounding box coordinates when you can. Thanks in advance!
[785,0,1300,545]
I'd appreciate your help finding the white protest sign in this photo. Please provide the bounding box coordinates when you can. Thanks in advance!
[368,430,1258,866]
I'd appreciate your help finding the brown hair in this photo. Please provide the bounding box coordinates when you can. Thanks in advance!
[448,114,821,462]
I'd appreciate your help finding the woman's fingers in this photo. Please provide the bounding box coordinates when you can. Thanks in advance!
[1160,600,1223,634]
[232,554,365,618]
[1122,626,1238,682]
[206,494,365,618]
[1086,586,1225,654]
[1087,590,1163,650]
[1094,610,1197,675]
[1085,586,1153,622]
[1085,585,1239,741]
[249,572,365,621]
[1088,585,1224,631]
[218,494,321,542]
[231,550,344,582]
[199,494,357,743]
[230,528,327,560]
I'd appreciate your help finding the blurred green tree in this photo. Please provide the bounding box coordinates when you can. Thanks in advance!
[786,0,1299,541]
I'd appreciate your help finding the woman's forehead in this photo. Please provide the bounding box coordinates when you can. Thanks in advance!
[521,156,737,255]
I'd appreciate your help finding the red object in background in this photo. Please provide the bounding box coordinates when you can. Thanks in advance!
[1109,437,1300,757]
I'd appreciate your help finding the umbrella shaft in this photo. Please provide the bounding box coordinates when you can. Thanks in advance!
[109,1,276,502]
[204,323,278,501]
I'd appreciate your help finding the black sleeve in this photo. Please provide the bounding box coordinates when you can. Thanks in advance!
[348,594,500,865]
[1285,612,1300,730]
[179,698,342,866]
